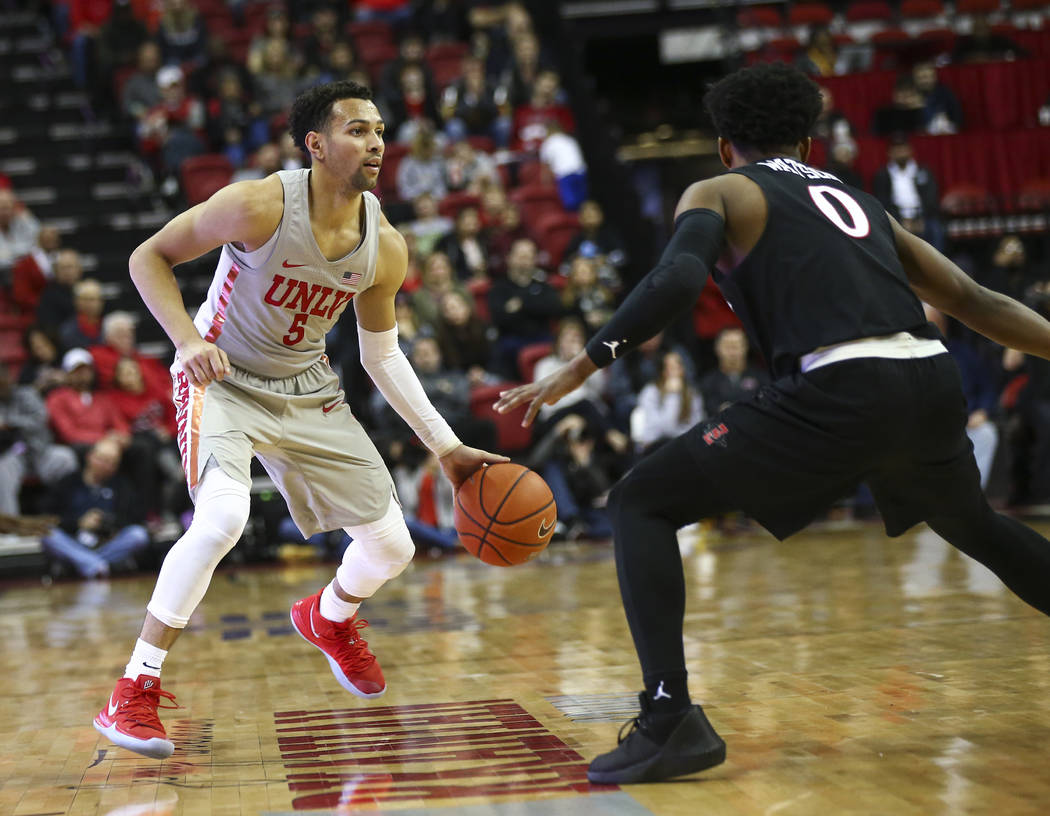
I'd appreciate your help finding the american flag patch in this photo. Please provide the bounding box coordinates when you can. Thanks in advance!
[343,270,362,286]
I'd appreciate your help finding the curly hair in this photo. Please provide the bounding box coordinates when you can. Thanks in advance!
[288,80,373,155]
[703,64,823,153]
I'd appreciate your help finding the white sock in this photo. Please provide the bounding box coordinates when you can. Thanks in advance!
[319,580,360,622]
[124,638,168,680]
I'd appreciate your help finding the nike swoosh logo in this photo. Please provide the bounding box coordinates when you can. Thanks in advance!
[322,400,342,414]
[108,696,119,717]
[143,662,161,670]
[538,518,555,538]
[282,260,306,268]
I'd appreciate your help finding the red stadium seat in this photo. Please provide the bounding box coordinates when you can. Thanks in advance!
[347,20,394,48]
[180,154,234,206]
[469,384,533,453]
[437,191,481,219]
[871,28,911,46]
[900,0,945,17]
[846,0,893,21]
[789,3,835,26]
[426,41,469,62]
[465,135,495,154]
[509,185,563,234]
[1010,0,1049,9]
[955,0,1000,12]
[466,277,491,323]
[1016,178,1050,212]
[428,54,464,89]
[517,342,552,382]
[518,160,552,187]
[533,211,581,268]
[378,141,409,198]
[941,183,997,216]
[737,6,784,27]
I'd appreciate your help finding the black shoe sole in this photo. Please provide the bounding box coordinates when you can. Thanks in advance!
[586,741,726,785]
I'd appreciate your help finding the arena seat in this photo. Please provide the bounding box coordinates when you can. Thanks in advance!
[900,0,945,18]
[940,183,997,216]
[347,20,394,48]
[180,155,234,206]
[466,277,491,323]
[469,384,532,453]
[509,185,563,234]
[518,160,552,187]
[845,0,893,21]
[736,6,784,28]
[1015,178,1050,212]
[955,0,1000,12]
[437,191,481,219]
[789,3,835,26]
[533,211,581,268]
[517,342,552,383]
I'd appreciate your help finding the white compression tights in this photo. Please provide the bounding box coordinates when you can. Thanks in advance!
[147,467,251,628]
[336,495,415,599]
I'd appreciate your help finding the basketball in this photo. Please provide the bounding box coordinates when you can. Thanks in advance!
[454,463,557,566]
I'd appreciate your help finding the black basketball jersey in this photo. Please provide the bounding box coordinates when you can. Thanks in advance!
[716,158,933,377]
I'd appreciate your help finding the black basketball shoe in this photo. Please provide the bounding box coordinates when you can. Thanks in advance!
[587,692,726,784]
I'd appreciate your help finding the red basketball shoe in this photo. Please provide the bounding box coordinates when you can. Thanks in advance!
[290,590,386,698]
[93,675,178,759]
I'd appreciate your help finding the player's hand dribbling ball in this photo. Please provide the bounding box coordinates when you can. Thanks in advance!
[454,463,557,566]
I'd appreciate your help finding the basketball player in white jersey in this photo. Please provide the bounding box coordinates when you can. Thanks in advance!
[93,80,508,759]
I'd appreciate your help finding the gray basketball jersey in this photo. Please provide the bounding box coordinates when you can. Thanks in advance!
[191,169,381,379]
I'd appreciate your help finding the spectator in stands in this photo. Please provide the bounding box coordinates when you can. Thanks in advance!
[444,139,499,192]
[155,0,209,68]
[435,289,494,385]
[512,69,574,153]
[45,348,129,454]
[872,135,943,249]
[699,327,768,414]
[0,188,40,276]
[925,305,1000,488]
[562,255,615,334]
[411,251,467,328]
[605,331,697,432]
[248,5,294,74]
[95,0,150,105]
[1039,93,1050,127]
[386,63,444,144]
[121,41,162,124]
[42,437,150,579]
[311,40,357,86]
[528,413,613,541]
[984,234,1036,301]
[59,279,106,352]
[12,225,61,314]
[485,200,528,278]
[826,139,864,191]
[0,362,78,516]
[1002,327,1050,505]
[912,62,963,135]
[442,55,509,147]
[397,126,448,202]
[532,318,609,434]
[392,448,459,551]
[109,356,185,524]
[505,32,546,108]
[18,326,65,395]
[812,86,853,148]
[207,70,267,165]
[797,26,842,77]
[562,200,627,281]
[89,311,170,391]
[873,77,925,137]
[478,183,509,229]
[137,65,206,189]
[436,206,489,281]
[36,249,83,335]
[631,350,704,456]
[489,238,564,378]
[378,29,436,106]
[278,132,305,170]
[953,14,1026,64]
[400,193,453,255]
[252,40,302,118]
[188,34,252,105]
[68,0,114,90]
[540,121,588,211]
[232,141,282,183]
[299,4,343,77]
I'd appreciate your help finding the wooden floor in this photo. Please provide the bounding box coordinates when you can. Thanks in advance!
[3,520,1050,816]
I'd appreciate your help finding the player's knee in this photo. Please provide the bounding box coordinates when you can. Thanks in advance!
[349,498,415,571]
[607,471,643,525]
[191,468,251,551]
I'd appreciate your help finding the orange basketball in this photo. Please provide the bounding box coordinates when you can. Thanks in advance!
[454,463,557,566]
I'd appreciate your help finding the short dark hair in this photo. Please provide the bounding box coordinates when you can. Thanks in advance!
[703,63,823,154]
[288,80,373,155]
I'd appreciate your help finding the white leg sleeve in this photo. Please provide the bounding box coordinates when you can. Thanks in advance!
[336,495,415,599]
[147,467,251,627]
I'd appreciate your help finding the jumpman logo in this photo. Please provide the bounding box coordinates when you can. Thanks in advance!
[653,681,672,701]
[603,339,627,359]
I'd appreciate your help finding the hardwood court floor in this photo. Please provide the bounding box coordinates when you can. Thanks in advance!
[3,521,1050,816]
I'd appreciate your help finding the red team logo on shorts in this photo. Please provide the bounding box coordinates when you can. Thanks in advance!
[702,422,730,447]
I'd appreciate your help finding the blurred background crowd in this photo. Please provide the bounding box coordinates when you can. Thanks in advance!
[0,0,1048,580]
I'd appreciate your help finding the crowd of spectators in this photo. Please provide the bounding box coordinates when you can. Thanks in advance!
[2,0,1049,579]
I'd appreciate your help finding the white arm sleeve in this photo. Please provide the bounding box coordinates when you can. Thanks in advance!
[358,324,462,457]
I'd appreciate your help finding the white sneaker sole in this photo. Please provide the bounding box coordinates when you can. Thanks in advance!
[93,717,174,759]
[289,609,386,699]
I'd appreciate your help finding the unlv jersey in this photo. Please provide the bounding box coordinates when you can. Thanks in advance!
[718,158,933,377]
[190,169,381,379]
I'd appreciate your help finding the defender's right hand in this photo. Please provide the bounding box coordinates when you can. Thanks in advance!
[177,337,231,387]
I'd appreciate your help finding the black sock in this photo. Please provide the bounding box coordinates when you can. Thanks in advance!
[644,673,691,716]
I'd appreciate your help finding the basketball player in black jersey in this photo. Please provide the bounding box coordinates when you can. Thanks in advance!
[496,64,1050,784]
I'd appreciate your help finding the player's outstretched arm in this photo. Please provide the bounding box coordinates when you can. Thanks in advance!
[892,217,1050,359]
[356,219,509,486]
[129,177,283,386]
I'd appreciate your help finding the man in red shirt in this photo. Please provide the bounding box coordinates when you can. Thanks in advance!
[90,311,171,392]
[45,348,129,455]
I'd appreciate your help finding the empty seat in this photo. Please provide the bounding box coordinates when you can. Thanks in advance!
[517,342,553,383]
[509,185,563,234]
[180,154,234,206]
[845,0,893,21]
[469,384,533,453]
[941,183,997,216]
[438,191,481,219]
[789,3,835,26]
[533,211,581,268]
[1016,178,1050,212]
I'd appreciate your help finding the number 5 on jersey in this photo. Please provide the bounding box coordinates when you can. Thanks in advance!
[808,185,871,238]
[283,313,307,345]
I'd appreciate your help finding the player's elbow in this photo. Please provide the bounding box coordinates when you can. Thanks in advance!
[649,253,708,301]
